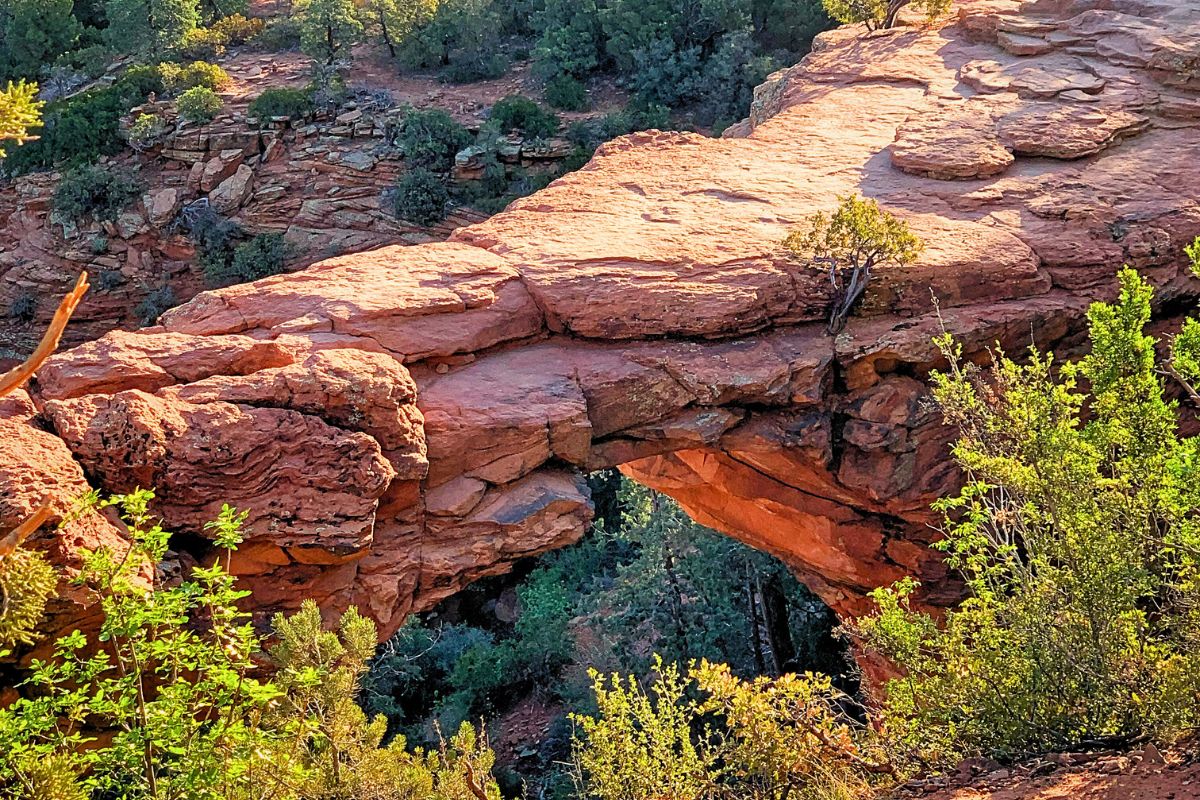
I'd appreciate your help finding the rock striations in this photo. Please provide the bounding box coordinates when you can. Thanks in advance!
[5,0,1200,643]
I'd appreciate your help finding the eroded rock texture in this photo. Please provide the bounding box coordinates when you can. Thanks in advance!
[8,0,1200,639]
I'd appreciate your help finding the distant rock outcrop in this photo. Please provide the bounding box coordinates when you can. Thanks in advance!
[5,0,1200,643]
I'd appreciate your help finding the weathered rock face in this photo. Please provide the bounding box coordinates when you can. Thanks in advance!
[7,0,1200,641]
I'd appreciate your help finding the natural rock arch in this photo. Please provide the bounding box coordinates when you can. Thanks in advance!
[4,0,1200,645]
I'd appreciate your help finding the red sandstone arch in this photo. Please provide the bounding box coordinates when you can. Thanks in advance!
[4,0,1200,646]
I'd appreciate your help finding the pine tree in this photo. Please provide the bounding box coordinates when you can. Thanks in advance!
[0,0,82,82]
[104,0,199,53]
[297,0,362,64]
[0,79,41,159]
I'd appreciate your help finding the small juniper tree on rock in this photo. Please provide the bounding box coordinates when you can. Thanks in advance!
[783,194,921,335]
[297,0,363,64]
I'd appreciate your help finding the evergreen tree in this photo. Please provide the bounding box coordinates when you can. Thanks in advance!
[360,0,435,58]
[0,0,81,82]
[0,79,41,159]
[104,0,199,52]
[297,0,362,64]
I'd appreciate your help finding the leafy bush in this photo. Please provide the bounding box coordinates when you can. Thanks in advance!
[0,0,81,84]
[1,68,164,174]
[394,107,471,171]
[159,59,231,93]
[248,86,313,119]
[210,12,263,43]
[573,658,882,800]
[104,0,201,53]
[7,291,36,322]
[0,547,57,649]
[392,167,449,225]
[396,0,508,82]
[178,25,227,58]
[251,16,302,50]
[0,489,504,800]
[176,85,222,122]
[204,231,291,285]
[125,113,167,151]
[51,163,142,224]
[854,265,1200,762]
[543,74,588,111]
[487,94,559,138]
[822,0,950,30]
[783,194,921,334]
[53,43,115,79]
[136,284,177,325]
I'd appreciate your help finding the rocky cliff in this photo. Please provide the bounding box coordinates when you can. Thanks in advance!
[5,0,1200,643]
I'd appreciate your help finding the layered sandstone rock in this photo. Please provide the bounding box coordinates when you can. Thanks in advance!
[8,0,1200,641]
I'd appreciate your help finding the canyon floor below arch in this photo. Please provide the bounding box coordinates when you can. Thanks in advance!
[4,0,1200,647]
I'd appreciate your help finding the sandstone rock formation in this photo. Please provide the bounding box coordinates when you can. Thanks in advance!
[5,0,1200,642]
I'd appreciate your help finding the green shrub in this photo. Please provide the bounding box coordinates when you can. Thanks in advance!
[573,658,880,800]
[392,167,448,225]
[136,284,177,325]
[210,12,263,43]
[543,74,588,111]
[159,59,231,93]
[53,43,116,79]
[487,94,559,138]
[394,107,471,171]
[0,547,57,649]
[854,266,1200,762]
[0,489,504,800]
[0,0,82,84]
[248,86,313,119]
[205,231,291,285]
[822,0,950,30]
[178,25,227,58]
[2,67,165,173]
[51,163,142,224]
[251,16,302,49]
[176,85,222,122]
[125,112,167,150]
[7,290,37,321]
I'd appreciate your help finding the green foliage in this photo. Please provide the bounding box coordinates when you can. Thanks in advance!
[487,94,559,139]
[135,284,177,325]
[821,0,950,30]
[783,194,921,334]
[8,289,36,320]
[297,0,363,64]
[393,107,471,171]
[359,0,435,57]
[178,26,228,58]
[365,476,850,790]
[205,231,291,285]
[0,492,275,799]
[0,0,82,83]
[126,112,167,151]
[210,12,263,42]
[251,16,301,50]
[0,547,57,650]
[530,0,604,80]
[854,267,1200,762]
[394,0,507,82]
[247,86,313,119]
[104,0,199,52]
[158,59,228,92]
[392,167,449,225]
[573,658,878,800]
[176,84,222,122]
[0,79,42,159]
[51,163,142,224]
[543,74,588,111]
[0,492,506,800]
[1,68,164,174]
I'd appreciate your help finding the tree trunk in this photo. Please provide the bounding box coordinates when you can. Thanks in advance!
[884,0,911,28]
[760,573,798,674]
